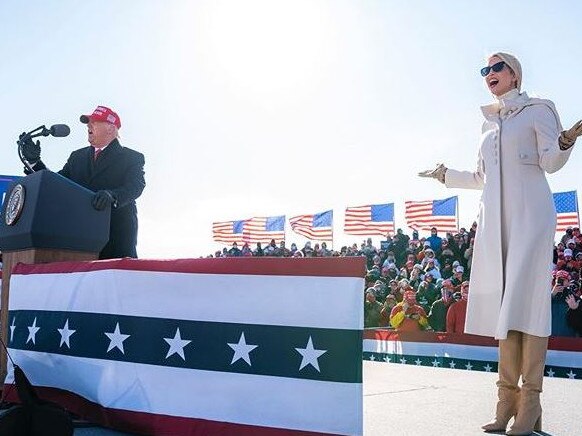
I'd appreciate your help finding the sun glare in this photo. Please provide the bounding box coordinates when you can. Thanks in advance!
[189,1,333,100]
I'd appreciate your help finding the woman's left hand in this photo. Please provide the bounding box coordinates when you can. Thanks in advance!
[565,120,582,141]
[418,163,447,184]
[560,119,582,149]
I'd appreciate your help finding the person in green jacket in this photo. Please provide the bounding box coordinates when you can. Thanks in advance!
[428,279,455,332]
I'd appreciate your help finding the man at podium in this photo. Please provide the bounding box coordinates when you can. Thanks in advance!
[21,106,145,259]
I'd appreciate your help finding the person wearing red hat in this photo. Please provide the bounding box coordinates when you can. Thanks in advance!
[21,105,145,259]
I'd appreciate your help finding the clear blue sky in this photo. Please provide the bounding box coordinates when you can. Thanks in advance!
[1,1,581,257]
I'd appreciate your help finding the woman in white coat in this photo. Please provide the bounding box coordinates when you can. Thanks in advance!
[419,52,582,435]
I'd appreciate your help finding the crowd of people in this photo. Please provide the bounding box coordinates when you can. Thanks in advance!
[211,223,582,338]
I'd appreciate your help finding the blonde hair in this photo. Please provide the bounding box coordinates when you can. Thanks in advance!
[488,52,522,91]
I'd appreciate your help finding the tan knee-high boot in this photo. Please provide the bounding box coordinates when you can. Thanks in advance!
[482,330,522,432]
[506,333,548,435]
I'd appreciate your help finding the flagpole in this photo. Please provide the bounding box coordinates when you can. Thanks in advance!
[456,195,460,233]
[392,205,396,240]
[575,190,580,228]
[330,228,334,252]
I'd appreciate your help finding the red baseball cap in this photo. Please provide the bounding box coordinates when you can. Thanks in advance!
[80,106,121,129]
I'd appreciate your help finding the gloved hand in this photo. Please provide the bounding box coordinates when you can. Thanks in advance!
[418,163,447,184]
[559,119,582,149]
[20,135,41,164]
[92,190,116,211]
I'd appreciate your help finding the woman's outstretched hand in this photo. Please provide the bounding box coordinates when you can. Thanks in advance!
[418,163,447,184]
[559,119,582,149]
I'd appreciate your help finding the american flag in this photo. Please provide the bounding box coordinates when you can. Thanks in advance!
[212,219,246,244]
[405,196,458,232]
[212,216,286,244]
[344,203,394,236]
[243,216,286,243]
[553,191,579,232]
[0,174,19,206]
[289,210,333,241]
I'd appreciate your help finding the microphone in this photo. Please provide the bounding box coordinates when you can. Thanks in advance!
[16,123,71,173]
[49,124,70,138]
[17,124,71,143]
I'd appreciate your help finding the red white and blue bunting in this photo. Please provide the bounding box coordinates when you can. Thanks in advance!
[3,258,366,435]
[363,330,582,380]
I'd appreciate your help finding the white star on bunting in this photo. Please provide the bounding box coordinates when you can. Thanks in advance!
[10,318,16,342]
[400,357,407,364]
[26,317,40,344]
[105,323,130,354]
[449,361,457,369]
[369,354,376,361]
[566,370,576,379]
[227,332,257,366]
[432,359,440,367]
[164,328,191,360]
[57,320,76,348]
[415,358,422,366]
[484,364,493,372]
[465,362,473,371]
[546,368,555,377]
[295,336,327,372]
[383,355,391,363]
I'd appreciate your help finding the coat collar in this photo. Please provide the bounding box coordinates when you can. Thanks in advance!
[481,91,530,120]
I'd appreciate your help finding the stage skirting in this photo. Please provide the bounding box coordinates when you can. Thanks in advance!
[363,329,582,380]
[2,258,365,436]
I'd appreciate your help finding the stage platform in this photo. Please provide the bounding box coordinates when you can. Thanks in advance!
[68,360,581,435]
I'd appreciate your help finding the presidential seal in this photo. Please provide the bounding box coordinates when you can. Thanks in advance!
[5,184,25,226]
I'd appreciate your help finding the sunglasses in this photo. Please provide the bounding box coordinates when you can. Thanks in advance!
[480,61,506,77]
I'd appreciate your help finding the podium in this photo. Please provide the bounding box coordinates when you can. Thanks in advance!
[0,170,110,380]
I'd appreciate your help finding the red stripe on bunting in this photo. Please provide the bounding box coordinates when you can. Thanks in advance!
[363,329,582,351]
[2,386,331,436]
[11,257,367,278]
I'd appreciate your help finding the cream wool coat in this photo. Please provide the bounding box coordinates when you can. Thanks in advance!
[445,91,573,339]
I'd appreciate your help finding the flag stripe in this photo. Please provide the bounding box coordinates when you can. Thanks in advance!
[12,257,366,278]
[5,352,362,435]
[405,197,458,232]
[9,310,362,383]
[289,211,333,241]
[344,204,395,236]
[2,386,330,436]
[363,340,580,368]
[212,219,244,244]
[362,329,582,352]
[363,339,497,361]
[10,269,364,330]
[553,191,579,232]
[212,217,286,244]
